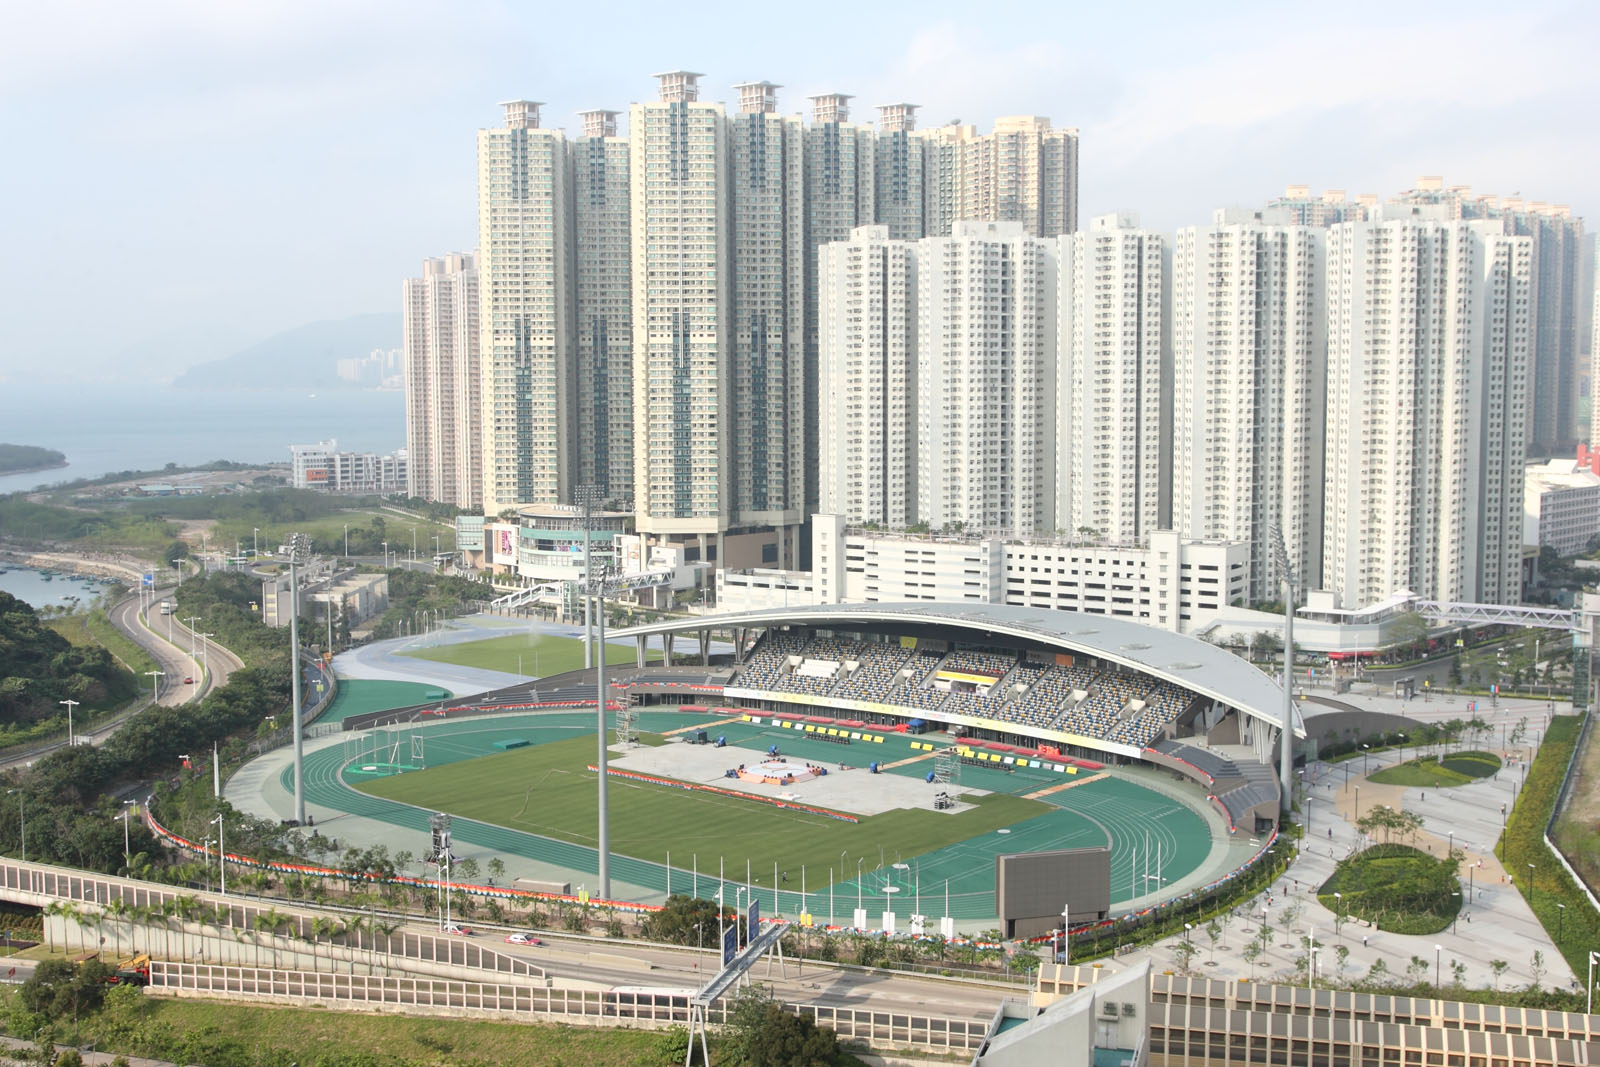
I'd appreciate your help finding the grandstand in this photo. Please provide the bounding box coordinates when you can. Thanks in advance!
[615,602,1301,836]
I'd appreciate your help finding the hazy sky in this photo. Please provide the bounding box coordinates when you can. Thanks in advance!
[2,0,1594,385]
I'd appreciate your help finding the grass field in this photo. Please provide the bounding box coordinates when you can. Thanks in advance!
[400,632,658,677]
[359,732,1050,891]
[49,611,157,676]
[38,994,756,1067]
[326,709,1212,918]
[1368,751,1501,788]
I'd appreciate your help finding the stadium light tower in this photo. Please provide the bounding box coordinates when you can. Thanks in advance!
[574,484,611,899]
[1269,525,1296,819]
[280,532,313,825]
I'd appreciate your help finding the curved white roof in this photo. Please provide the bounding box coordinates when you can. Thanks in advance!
[616,601,1303,737]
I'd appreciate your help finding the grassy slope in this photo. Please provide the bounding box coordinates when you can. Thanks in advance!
[47,613,155,678]
[401,632,657,676]
[357,735,1047,887]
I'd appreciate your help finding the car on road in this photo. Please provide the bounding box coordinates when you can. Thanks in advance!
[505,932,542,945]
[445,924,473,937]
[183,676,194,684]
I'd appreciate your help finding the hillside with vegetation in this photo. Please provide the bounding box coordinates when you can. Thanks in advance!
[0,591,138,730]
[0,444,66,475]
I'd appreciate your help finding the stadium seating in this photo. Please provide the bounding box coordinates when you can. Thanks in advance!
[729,633,1196,750]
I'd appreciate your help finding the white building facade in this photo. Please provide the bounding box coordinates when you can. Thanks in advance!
[1525,458,1600,555]
[1057,214,1167,545]
[1322,209,1532,607]
[917,220,1056,536]
[477,101,574,513]
[402,252,481,510]
[817,226,916,527]
[1170,211,1325,603]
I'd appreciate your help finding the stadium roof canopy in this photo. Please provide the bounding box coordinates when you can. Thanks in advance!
[616,601,1303,737]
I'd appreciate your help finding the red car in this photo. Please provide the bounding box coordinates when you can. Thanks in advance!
[505,932,542,946]
[445,924,473,937]
[183,677,195,684]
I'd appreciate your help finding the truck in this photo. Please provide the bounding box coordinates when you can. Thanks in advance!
[158,601,175,616]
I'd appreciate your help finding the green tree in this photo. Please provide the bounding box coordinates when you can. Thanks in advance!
[642,895,727,947]
[724,987,844,1067]
[19,958,110,1024]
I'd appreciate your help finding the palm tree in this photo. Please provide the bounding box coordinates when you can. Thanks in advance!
[103,897,133,958]
[254,907,288,969]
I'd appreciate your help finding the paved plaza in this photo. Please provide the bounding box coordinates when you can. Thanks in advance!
[1138,689,1576,994]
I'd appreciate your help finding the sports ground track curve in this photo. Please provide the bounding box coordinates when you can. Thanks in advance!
[288,710,1209,922]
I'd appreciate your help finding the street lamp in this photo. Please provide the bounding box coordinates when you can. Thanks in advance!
[253,528,259,557]
[7,790,24,862]
[410,526,417,561]
[1332,892,1343,943]
[144,669,164,704]
[1587,950,1600,1014]
[1528,863,1537,905]
[1434,944,1442,989]
[1354,784,1360,822]
[211,814,226,895]
[344,523,349,558]
[1361,743,1371,776]
[58,699,78,747]
[280,533,312,825]
[1556,901,1565,941]
[119,801,136,869]
[1061,902,1071,966]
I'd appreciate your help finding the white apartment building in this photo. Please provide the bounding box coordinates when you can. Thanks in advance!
[1391,177,1589,455]
[874,104,924,240]
[730,82,806,561]
[1170,211,1325,603]
[719,516,1248,633]
[803,94,876,520]
[958,115,1079,239]
[917,220,1056,536]
[818,226,916,527]
[1057,214,1166,545]
[1322,208,1532,607]
[1525,457,1600,555]
[402,252,481,510]
[629,72,734,545]
[573,109,633,505]
[289,440,407,495]
[477,101,574,513]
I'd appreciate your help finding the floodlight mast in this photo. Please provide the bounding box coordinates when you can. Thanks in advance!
[1270,526,1296,819]
[575,485,611,900]
[282,533,312,825]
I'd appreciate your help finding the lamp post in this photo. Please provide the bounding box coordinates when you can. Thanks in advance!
[144,669,164,704]
[1588,950,1599,1015]
[211,814,226,895]
[58,699,78,747]
[1269,526,1296,818]
[1434,943,1442,989]
[1332,892,1343,944]
[1451,891,1461,935]
[344,523,349,558]
[1556,901,1565,941]
[281,533,312,825]
[410,526,417,561]
[7,790,24,862]
[119,801,136,869]
[1061,902,1071,966]
[1361,743,1370,776]
[1528,863,1537,905]
[381,541,388,569]
[253,528,259,557]
[1354,784,1360,823]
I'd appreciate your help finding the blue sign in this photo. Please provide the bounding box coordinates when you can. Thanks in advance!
[721,924,739,967]
[748,896,760,933]
[142,573,155,587]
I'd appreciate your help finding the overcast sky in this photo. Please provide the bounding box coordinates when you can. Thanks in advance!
[1,0,1594,385]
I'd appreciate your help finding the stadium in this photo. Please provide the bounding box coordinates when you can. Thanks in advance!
[324,602,1305,934]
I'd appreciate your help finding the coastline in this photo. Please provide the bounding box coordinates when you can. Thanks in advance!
[0,460,68,478]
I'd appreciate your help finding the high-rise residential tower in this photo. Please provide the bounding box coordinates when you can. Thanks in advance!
[958,116,1079,238]
[817,225,916,526]
[402,252,481,510]
[916,220,1057,536]
[1057,214,1167,544]
[1390,178,1586,456]
[729,82,806,562]
[629,73,733,548]
[1322,208,1531,607]
[1170,210,1325,602]
[803,94,876,527]
[477,100,574,513]
[874,103,924,240]
[573,108,633,504]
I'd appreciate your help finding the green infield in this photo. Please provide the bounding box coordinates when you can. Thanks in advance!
[1368,751,1502,788]
[357,733,1052,889]
[312,709,1211,918]
[399,632,656,677]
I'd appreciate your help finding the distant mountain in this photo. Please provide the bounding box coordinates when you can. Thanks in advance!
[172,313,401,390]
